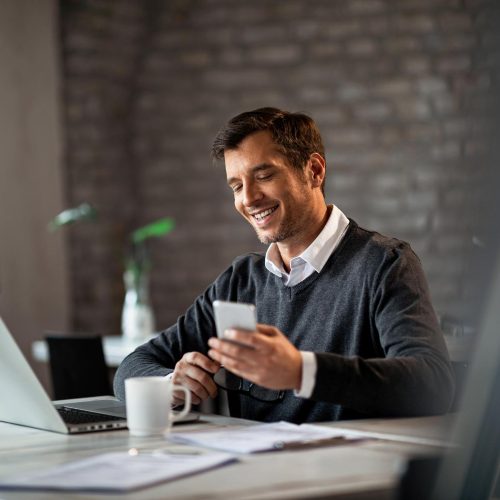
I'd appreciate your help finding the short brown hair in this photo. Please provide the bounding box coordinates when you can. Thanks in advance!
[212,107,326,192]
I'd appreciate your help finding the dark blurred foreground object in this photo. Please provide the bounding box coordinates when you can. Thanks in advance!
[46,335,112,400]
[397,455,443,500]
[449,361,469,412]
[398,212,500,500]
[398,438,499,500]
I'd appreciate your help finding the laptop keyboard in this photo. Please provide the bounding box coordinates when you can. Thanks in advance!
[57,406,124,424]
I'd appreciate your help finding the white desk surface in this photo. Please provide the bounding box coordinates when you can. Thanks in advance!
[0,408,455,500]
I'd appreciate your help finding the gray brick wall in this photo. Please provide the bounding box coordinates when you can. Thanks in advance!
[60,0,498,335]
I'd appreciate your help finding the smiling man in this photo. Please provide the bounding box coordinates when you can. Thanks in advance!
[114,107,454,423]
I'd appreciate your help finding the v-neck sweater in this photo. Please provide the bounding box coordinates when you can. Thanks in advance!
[114,220,454,423]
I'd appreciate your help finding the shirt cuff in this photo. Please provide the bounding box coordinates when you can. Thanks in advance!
[294,351,317,399]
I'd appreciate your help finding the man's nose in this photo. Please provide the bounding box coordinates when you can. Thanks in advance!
[242,182,263,207]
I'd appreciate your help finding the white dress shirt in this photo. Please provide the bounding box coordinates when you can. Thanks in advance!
[264,204,350,398]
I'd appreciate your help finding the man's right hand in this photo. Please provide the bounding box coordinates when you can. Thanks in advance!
[171,352,221,406]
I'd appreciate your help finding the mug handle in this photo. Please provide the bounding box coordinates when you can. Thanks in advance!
[170,384,192,422]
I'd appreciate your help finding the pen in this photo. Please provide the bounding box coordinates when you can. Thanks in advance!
[128,447,203,456]
[272,436,367,451]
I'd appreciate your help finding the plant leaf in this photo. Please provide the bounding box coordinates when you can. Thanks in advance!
[131,217,175,244]
[48,203,97,231]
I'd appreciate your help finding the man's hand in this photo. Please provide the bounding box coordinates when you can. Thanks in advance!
[171,352,220,405]
[207,324,302,391]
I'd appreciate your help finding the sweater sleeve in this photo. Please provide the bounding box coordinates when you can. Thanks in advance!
[113,277,221,401]
[312,243,455,417]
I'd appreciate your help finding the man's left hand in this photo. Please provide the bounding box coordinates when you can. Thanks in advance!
[207,323,302,391]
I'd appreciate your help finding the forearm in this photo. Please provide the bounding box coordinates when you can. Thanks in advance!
[114,287,219,401]
[113,342,173,400]
[321,242,455,417]
[312,352,454,417]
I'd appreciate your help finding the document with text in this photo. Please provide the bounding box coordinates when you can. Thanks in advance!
[170,421,364,453]
[0,451,237,493]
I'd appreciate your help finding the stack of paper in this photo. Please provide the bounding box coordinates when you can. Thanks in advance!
[0,451,236,493]
[170,421,363,453]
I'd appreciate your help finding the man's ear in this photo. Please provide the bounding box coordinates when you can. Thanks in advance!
[308,153,326,188]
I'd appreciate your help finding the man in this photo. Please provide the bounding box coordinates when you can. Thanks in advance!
[114,107,454,423]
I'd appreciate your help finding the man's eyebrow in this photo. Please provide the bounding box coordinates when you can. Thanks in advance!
[226,164,275,186]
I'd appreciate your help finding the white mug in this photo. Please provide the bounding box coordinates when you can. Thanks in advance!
[125,376,192,437]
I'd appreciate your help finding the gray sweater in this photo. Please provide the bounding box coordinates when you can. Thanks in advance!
[114,220,454,423]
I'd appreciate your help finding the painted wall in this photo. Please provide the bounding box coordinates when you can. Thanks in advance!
[60,0,495,337]
[0,0,69,392]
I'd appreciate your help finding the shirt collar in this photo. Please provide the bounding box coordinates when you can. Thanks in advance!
[264,204,350,277]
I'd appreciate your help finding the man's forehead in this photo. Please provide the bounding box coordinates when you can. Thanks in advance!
[224,132,284,167]
[225,131,278,155]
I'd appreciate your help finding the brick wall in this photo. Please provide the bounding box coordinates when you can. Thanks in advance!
[60,0,499,335]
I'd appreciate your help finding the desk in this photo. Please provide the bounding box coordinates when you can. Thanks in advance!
[31,335,156,367]
[0,409,454,500]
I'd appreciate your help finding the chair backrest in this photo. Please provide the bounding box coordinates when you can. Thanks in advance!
[45,335,112,400]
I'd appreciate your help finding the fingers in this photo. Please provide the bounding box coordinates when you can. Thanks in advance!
[217,326,271,349]
[207,326,302,390]
[183,351,221,374]
[256,323,279,336]
[207,335,261,374]
[208,325,278,354]
[172,352,220,405]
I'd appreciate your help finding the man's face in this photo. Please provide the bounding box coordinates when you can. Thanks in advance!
[224,131,324,249]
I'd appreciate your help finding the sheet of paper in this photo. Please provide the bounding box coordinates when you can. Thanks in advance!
[0,451,237,492]
[170,421,361,453]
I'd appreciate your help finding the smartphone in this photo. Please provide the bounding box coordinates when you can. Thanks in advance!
[213,300,257,342]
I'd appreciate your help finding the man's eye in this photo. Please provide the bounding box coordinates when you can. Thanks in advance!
[257,174,272,181]
[231,185,242,193]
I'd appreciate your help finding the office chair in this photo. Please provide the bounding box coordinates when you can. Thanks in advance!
[45,335,113,400]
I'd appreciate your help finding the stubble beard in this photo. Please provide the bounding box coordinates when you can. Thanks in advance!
[253,216,301,245]
[252,178,311,245]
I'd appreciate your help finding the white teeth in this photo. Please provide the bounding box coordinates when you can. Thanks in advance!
[253,206,277,221]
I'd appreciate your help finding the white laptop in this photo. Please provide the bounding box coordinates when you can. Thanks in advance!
[0,315,198,434]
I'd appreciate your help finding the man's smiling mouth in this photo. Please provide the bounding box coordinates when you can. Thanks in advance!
[251,205,279,221]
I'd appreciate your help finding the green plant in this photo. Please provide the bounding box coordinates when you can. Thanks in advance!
[126,217,175,285]
[49,204,175,282]
[48,202,97,230]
